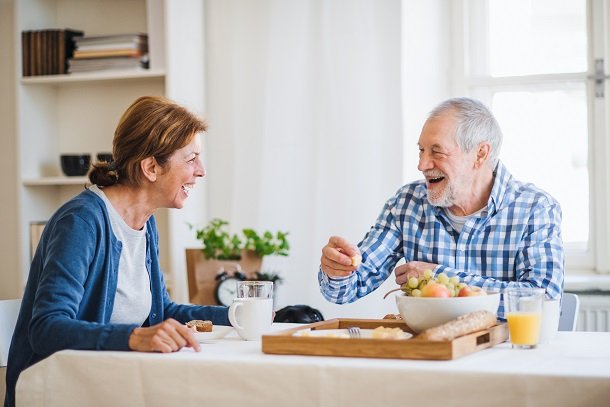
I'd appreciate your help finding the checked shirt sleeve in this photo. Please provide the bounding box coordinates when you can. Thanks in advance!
[319,194,405,304]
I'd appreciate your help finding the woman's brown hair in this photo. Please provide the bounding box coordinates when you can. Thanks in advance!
[89,96,208,187]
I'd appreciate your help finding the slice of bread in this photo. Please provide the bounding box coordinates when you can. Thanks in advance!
[186,319,213,332]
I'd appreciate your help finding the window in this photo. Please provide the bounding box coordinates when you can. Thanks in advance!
[455,0,610,272]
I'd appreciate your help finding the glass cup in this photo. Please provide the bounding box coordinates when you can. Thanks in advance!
[228,281,273,341]
[505,287,545,349]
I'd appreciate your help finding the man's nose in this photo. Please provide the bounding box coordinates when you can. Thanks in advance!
[417,153,432,172]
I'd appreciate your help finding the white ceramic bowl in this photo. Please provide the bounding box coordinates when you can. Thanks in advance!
[395,292,500,333]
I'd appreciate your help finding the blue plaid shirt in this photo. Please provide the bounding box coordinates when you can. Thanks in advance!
[319,161,564,318]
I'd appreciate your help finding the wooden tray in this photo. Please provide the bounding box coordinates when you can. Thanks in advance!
[262,318,508,360]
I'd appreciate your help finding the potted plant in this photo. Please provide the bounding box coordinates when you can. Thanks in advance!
[195,219,289,260]
[185,219,289,305]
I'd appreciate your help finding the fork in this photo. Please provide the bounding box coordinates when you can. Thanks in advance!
[347,326,361,339]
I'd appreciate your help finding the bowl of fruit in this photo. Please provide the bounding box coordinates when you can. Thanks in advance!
[393,270,500,333]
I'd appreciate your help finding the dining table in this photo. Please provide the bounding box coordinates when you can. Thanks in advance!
[15,323,610,407]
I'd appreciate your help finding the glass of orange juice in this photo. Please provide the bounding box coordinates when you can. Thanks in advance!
[505,287,544,349]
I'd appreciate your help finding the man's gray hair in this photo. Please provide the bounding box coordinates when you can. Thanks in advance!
[429,97,503,168]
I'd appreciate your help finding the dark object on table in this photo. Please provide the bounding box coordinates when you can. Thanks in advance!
[60,154,91,176]
[96,152,113,163]
[274,305,324,324]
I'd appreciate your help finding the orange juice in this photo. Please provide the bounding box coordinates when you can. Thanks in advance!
[507,312,541,345]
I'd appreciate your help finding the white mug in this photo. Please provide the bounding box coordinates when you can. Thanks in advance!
[539,299,560,344]
[228,281,273,341]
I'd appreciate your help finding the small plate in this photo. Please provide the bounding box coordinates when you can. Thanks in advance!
[293,328,412,340]
[192,325,234,342]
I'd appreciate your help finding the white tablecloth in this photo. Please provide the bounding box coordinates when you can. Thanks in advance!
[16,324,610,407]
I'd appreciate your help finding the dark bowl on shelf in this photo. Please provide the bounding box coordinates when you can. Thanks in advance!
[96,152,113,163]
[60,154,91,176]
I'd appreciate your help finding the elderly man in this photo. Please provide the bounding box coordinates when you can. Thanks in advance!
[318,97,564,318]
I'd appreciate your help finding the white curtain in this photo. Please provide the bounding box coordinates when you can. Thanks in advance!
[204,0,403,319]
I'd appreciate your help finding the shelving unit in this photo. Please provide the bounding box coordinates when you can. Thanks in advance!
[12,0,207,303]
[20,69,165,85]
[22,176,89,186]
[15,0,166,283]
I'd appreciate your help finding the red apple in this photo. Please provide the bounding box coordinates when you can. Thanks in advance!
[421,282,451,298]
[458,286,487,297]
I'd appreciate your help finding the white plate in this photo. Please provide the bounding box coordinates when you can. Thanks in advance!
[293,328,412,340]
[192,325,234,342]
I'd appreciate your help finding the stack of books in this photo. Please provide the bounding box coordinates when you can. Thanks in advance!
[21,29,84,77]
[68,33,149,73]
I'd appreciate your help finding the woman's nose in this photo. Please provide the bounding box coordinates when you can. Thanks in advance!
[196,159,206,177]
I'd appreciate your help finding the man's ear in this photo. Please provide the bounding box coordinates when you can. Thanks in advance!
[474,142,491,168]
[140,157,158,182]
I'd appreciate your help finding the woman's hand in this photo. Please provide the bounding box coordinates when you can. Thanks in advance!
[320,236,361,278]
[128,318,200,353]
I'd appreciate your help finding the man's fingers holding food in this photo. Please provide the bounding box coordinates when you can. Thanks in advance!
[350,253,362,267]
[326,236,361,266]
[320,256,355,278]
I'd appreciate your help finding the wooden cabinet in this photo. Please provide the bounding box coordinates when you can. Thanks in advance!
[12,0,207,303]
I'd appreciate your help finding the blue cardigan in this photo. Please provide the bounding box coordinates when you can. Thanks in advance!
[4,190,229,407]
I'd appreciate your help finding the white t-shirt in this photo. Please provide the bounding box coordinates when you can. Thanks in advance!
[90,185,152,325]
[444,206,486,235]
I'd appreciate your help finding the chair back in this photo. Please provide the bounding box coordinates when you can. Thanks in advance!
[558,293,580,331]
[0,299,21,367]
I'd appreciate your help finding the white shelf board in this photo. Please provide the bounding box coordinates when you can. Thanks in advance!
[23,176,90,186]
[20,69,165,85]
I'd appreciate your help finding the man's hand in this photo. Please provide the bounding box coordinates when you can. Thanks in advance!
[128,318,201,353]
[320,236,361,278]
[394,261,438,286]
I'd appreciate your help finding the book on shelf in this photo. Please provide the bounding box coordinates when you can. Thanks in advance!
[74,41,147,52]
[74,32,147,45]
[73,48,145,59]
[68,55,149,73]
[73,33,147,54]
[67,33,149,73]
[21,28,83,77]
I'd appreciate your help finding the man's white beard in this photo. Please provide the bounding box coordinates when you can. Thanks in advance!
[427,181,455,208]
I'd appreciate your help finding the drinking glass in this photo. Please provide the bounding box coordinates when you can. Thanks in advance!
[505,287,545,349]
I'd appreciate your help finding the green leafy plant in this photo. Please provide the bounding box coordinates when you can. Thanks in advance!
[242,229,290,257]
[192,218,290,260]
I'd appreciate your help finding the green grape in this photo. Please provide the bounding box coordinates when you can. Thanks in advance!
[401,286,413,296]
[449,276,460,285]
[408,277,419,289]
[411,289,422,297]
[437,273,449,285]
[423,269,433,279]
[447,283,455,292]
[418,279,427,290]
[457,282,467,289]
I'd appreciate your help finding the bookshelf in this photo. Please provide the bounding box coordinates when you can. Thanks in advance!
[14,0,166,289]
[20,69,165,85]
[12,0,208,302]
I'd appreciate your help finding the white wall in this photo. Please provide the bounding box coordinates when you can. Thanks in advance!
[202,0,454,319]
[402,0,454,183]
[0,0,20,299]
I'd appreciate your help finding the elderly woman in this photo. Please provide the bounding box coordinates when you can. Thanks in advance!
[4,96,227,407]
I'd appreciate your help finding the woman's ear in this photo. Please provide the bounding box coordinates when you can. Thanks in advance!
[140,157,158,182]
[475,142,491,168]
